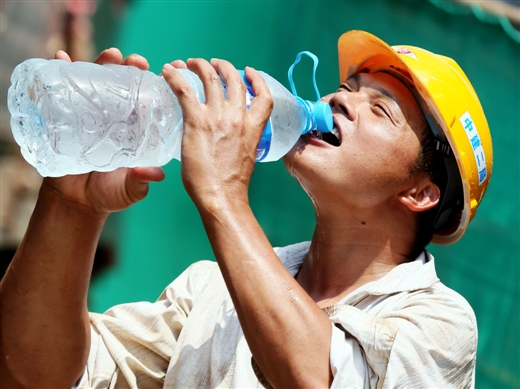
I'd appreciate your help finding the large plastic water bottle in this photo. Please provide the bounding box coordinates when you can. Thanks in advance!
[8,53,332,177]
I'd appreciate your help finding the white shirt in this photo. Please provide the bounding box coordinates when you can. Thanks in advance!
[75,242,477,388]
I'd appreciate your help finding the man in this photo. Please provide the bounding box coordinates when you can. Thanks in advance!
[0,30,492,388]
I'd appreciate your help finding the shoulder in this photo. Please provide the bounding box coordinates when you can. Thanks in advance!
[388,279,478,350]
[426,279,478,350]
[378,252,478,354]
[161,241,311,301]
[329,251,478,387]
[380,275,477,387]
[173,260,219,285]
[387,252,477,339]
[384,250,476,332]
[158,260,220,303]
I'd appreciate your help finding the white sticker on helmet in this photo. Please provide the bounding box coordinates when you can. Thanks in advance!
[393,47,418,60]
[460,111,487,186]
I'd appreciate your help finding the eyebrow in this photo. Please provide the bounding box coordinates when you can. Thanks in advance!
[350,73,400,105]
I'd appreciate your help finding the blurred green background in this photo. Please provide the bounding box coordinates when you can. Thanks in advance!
[86,1,519,388]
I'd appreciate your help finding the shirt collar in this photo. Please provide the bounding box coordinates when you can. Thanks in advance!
[354,250,439,296]
[275,241,439,300]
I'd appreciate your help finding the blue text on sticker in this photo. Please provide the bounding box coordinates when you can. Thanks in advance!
[460,111,487,186]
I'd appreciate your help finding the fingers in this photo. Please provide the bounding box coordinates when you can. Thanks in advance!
[186,58,225,106]
[171,60,188,69]
[163,58,271,137]
[122,54,149,71]
[245,66,274,124]
[57,48,146,70]
[162,63,200,112]
[210,58,246,106]
[125,167,165,203]
[55,50,72,62]
[92,48,149,70]
[94,48,123,65]
[159,60,186,77]
[130,167,165,183]
[165,58,245,108]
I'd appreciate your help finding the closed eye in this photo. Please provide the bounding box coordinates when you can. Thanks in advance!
[376,104,389,117]
[338,84,352,92]
[374,103,396,125]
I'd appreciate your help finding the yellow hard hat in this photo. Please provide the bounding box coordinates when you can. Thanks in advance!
[338,30,493,245]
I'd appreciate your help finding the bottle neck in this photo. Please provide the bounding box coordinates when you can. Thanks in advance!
[298,97,316,135]
[297,97,332,135]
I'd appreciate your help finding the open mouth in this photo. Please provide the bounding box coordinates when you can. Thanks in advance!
[309,126,341,146]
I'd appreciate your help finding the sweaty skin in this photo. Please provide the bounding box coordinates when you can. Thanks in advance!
[0,51,439,389]
[161,62,440,388]
[162,59,334,388]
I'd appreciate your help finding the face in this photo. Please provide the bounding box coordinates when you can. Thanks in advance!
[283,71,427,212]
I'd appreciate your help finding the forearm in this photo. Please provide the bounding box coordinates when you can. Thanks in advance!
[0,185,107,388]
[198,199,332,388]
[165,56,330,386]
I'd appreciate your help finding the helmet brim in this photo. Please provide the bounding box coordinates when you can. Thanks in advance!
[339,31,414,86]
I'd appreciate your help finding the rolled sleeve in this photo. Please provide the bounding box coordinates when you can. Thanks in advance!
[74,260,216,389]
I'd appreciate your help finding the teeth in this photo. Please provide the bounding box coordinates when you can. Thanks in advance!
[309,127,341,146]
[331,127,340,140]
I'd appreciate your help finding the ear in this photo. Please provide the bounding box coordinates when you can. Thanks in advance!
[398,181,440,212]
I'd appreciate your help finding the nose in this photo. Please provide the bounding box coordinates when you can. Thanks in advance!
[329,90,362,122]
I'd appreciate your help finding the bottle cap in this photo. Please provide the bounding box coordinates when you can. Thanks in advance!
[313,101,333,133]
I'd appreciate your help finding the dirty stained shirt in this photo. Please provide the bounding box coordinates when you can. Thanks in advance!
[74,242,477,389]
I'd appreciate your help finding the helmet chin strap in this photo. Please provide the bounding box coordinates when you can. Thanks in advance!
[432,149,464,234]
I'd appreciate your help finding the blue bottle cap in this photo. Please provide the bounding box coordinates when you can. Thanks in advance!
[313,101,333,133]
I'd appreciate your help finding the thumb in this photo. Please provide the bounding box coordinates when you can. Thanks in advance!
[125,167,165,203]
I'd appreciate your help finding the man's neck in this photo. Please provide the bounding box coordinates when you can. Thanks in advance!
[295,209,416,308]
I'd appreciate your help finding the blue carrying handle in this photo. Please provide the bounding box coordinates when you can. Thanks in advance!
[287,51,332,134]
[288,51,322,100]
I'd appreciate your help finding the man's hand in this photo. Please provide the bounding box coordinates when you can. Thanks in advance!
[46,49,165,217]
[162,59,272,208]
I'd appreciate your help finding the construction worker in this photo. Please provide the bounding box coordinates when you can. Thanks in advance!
[0,30,492,388]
